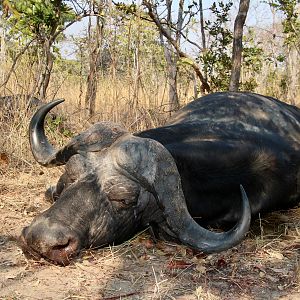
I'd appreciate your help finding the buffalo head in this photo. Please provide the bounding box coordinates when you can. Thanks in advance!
[21,100,251,265]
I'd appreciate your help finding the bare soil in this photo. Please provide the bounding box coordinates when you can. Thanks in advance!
[0,169,299,300]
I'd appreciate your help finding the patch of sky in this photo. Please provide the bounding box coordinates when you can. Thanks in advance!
[59,0,284,60]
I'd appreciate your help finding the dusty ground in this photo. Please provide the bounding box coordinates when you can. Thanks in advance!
[0,168,300,300]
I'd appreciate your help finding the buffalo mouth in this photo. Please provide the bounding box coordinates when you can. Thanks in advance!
[20,226,81,266]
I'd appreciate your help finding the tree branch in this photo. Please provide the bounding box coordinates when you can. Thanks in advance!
[142,0,210,92]
[0,38,36,89]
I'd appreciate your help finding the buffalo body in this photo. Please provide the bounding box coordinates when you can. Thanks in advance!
[21,92,300,264]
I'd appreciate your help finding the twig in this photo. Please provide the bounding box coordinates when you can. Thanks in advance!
[99,292,139,300]
[217,276,244,291]
[152,265,160,294]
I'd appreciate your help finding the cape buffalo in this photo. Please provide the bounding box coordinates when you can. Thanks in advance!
[21,92,300,265]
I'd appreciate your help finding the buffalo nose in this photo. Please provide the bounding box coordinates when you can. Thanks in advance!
[21,220,80,265]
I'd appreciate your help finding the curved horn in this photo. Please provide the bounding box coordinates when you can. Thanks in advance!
[167,184,251,252]
[30,100,128,167]
[114,136,251,253]
[29,99,68,166]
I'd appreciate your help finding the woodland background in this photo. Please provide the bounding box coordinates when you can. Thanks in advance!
[0,1,300,299]
[1,0,300,165]
[0,1,300,119]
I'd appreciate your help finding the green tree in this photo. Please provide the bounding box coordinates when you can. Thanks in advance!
[1,0,83,99]
[200,1,233,91]
[200,1,263,92]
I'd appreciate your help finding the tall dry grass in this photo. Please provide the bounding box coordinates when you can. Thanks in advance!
[0,51,299,173]
[0,60,198,172]
[0,99,35,172]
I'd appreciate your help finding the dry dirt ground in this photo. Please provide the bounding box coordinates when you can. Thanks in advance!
[0,168,300,300]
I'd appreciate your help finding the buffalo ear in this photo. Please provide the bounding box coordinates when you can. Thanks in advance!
[112,135,251,253]
[67,122,128,153]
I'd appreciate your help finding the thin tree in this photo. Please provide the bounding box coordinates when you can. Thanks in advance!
[229,0,250,91]
[143,0,181,112]
[199,0,206,80]
[196,0,206,97]
[85,2,104,117]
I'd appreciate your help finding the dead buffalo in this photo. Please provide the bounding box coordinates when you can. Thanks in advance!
[21,92,300,265]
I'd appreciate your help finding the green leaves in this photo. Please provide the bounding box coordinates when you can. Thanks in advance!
[199,1,234,91]
[115,2,137,15]
[5,0,76,39]
[277,0,300,46]
[177,57,194,67]
[197,1,265,92]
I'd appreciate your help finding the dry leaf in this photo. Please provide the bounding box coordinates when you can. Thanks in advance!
[167,260,193,270]
[195,264,206,274]
[259,271,265,278]
[266,250,284,260]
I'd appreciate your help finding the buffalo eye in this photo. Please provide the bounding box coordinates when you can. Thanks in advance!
[103,177,140,207]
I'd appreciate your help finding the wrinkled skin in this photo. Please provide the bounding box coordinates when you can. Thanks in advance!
[21,92,300,265]
[21,143,143,264]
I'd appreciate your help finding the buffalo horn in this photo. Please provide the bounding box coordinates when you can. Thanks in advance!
[29,99,69,166]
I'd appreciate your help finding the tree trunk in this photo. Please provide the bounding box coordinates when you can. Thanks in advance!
[199,0,207,84]
[286,46,298,105]
[166,0,179,113]
[192,72,198,99]
[160,33,179,113]
[166,47,179,112]
[229,0,250,92]
[85,14,103,117]
[36,39,54,101]
[133,13,141,108]
[0,22,6,83]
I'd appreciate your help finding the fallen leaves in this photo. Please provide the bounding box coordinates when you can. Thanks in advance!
[265,249,284,260]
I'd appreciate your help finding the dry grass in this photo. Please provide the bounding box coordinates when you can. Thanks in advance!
[0,71,174,172]
[0,107,35,173]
